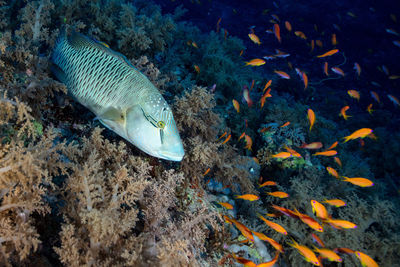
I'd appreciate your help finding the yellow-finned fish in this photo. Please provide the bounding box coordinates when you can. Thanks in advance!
[51,32,184,161]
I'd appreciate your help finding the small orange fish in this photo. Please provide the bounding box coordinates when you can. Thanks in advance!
[236,194,259,201]
[343,128,373,143]
[313,150,337,156]
[313,247,342,262]
[284,146,302,158]
[294,31,307,39]
[273,24,281,43]
[326,166,339,178]
[249,79,255,91]
[280,121,290,127]
[232,254,256,267]
[221,134,231,144]
[388,94,400,107]
[310,39,315,52]
[259,181,277,187]
[334,157,342,167]
[274,70,291,79]
[218,202,233,210]
[323,199,346,207]
[315,39,323,48]
[334,247,355,255]
[267,191,289,198]
[192,41,198,48]
[367,103,374,114]
[245,58,266,66]
[302,72,308,89]
[203,168,211,176]
[263,80,272,92]
[317,49,339,58]
[340,106,351,120]
[244,134,253,150]
[342,176,374,187]
[307,109,315,131]
[260,88,272,108]
[324,218,357,229]
[272,152,292,159]
[331,67,345,76]
[232,99,240,113]
[326,141,338,150]
[300,142,323,149]
[348,90,360,101]
[248,33,261,45]
[354,62,361,76]
[288,239,321,266]
[285,21,292,31]
[243,88,253,107]
[218,132,227,140]
[355,251,379,267]
[239,49,244,57]
[294,209,324,232]
[272,205,298,218]
[323,62,329,76]
[216,18,222,33]
[370,91,380,103]
[331,33,337,46]
[311,200,329,220]
[311,233,325,247]
[258,214,288,235]
[238,132,246,140]
[252,231,284,252]
[228,217,254,242]
[194,65,200,73]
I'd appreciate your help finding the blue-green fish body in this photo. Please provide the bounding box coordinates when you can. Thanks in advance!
[52,32,184,161]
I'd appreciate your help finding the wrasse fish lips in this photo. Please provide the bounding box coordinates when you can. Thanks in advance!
[52,32,184,161]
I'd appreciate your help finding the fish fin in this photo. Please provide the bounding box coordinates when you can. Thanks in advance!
[68,32,138,70]
[100,106,126,123]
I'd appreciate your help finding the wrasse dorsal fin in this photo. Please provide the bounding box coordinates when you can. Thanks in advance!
[100,106,126,123]
[68,32,138,70]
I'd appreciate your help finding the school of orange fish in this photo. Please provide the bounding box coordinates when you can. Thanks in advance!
[203,8,400,267]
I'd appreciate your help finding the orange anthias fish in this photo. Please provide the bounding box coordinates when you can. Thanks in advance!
[324,218,357,229]
[323,199,346,207]
[314,150,337,156]
[267,191,289,198]
[260,88,272,108]
[343,128,373,143]
[272,152,292,159]
[252,231,284,252]
[218,202,233,210]
[334,156,342,167]
[300,142,323,149]
[263,80,272,92]
[311,200,329,220]
[326,141,338,150]
[271,205,298,218]
[370,91,380,103]
[295,31,307,39]
[221,134,231,144]
[243,87,253,107]
[288,239,321,266]
[232,254,256,267]
[307,109,315,131]
[273,24,281,43]
[244,134,253,150]
[317,49,339,58]
[326,166,339,178]
[232,99,240,113]
[340,106,351,120]
[248,33,261,45]
[280,121,290,127]
[203,168,211,176]
[354,62,361,76]
[348,89,360,101]
[323,62,329,76]
[228,217,255,242]
[313,247,342,262]
[284,146,302,157]
[355,251,379,267]
[331,67,345,76]
[388,94,400,107]
[274,70,291,79]
[245,58,266,66]
[194,65,200,73]
[293,209,324,232]
[259,181,277,187]
[285,21,292,31]
[342,177,374,187]
[258,214,288,235]
[315,40,323,47]
[311,233,325,247]
[302,72,308,89]
[310,40,315,52]
[367,103,374,114]
[332,33,338,46]
[236,194,260,201]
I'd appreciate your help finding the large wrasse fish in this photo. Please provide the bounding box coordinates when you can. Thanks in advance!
[51,32,184,161]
